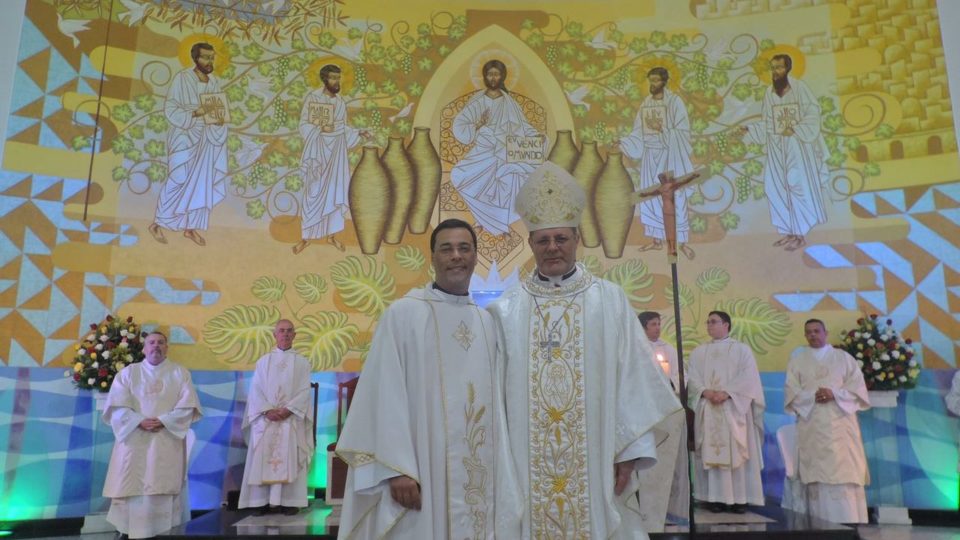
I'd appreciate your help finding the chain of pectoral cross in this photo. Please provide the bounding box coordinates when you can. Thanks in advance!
[533,293,581,359]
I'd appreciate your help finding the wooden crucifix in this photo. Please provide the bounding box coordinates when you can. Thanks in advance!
[631,168,706,262]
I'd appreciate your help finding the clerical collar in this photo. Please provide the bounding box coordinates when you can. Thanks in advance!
[273,347,293,353]
[432,282,470,297]
[536,266,578,287]
[710,337,731,344]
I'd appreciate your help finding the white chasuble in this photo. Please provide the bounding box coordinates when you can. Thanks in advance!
[489,264,682,540]
[687,338,765,505]
[336,286,520,540]
[239,349,314,508]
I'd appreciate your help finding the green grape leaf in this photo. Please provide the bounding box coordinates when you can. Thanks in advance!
[395,245,426,271]
[603,259,654,305]
[581,254,603,276]
[251,276,286,302]
[714,297,792,354]
[294,273,328,303]
[295,311,359,370]
[696,267,730,294]
[331,255,397,317]
[203,304,280,361]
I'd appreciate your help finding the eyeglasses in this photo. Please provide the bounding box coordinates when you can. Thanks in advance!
[532,235,572,248]
[706,319,725,325]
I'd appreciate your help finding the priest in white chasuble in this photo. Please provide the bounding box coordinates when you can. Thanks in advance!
[238,319,315,515]
[784,319,870,524]
[688,311,765,513]
[336,219,521,539]
[103,331,202,539]
[488,162,683,539]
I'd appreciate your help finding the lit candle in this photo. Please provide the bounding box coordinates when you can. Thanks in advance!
[657,353,670,377]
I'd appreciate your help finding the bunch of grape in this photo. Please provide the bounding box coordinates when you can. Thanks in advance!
[594,121,607,142]
[612,67,629,89]
[277,57,289,80]
[546,45,559,66]
[274,100,288,125]
[401,54,413,74]
[695,65,709,88]
[371,109,382,126]
[715,133,728,155]
[736,176,750,203]
[355,66,369,89]
[251,162,267,186]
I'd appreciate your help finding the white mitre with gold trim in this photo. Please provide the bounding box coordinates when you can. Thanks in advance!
[515,161,585,232]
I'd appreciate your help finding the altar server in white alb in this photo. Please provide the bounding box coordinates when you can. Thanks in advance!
[238,319,315,515]
[688,310,765,513]
[336,218,521,539]
[488,162,682,539]
[784,318,870,523]
[102,331,202,539]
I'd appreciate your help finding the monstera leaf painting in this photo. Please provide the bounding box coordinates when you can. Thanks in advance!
[331,256,397,318]
[603,259,654,306]
[696,267,730,294]
[581,254,603,277]
[294,312,360,370]
[395,245,426,272]
[715,297,792,354]
[203,305,281,363]
[294,273,328,304]
[251,276,286,302]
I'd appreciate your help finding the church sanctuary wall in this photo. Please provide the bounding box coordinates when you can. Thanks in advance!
[1,0,958,518]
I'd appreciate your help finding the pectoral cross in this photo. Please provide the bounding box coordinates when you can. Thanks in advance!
[539,331,561,359]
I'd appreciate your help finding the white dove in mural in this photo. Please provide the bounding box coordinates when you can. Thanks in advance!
[586,30,616,51]
[118,0,148,26]
[332,40,363,62]
[262,0,287,15]
[565,85,591,111]
[57,13,90,48]
[389,102,414,123]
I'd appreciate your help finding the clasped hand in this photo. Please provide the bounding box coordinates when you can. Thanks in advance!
[139,418,164,432]
[814,387,834,403]
[703,389,730,405]
[265,408,292,422]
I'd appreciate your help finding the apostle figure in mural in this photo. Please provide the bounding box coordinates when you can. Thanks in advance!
[488,162,681,539]
[450,59,544,236]
[687,311,765,513]
[102,331,202,539]
[335,218,520,539]
[293,64,369,254]
[148,42,228,247]
[784,319,870,523]
[742,54,830,252]
[638,311,689,520]
[620,67,696,259]
[238,319,314,516]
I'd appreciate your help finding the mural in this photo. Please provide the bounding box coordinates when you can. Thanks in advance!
[1,0,958,376]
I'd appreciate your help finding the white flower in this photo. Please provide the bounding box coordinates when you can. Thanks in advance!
[879,334,888,341]
[881,353,890,361]
[892,350,900,359]
[91,361,98,369]
[909,360,917,367]
[77,349,86,356]
[857,360,864,368]
[63,370,71,377]
[855,332,862,339]
[102,351,111,359]
[872,361,881,370]
[125,354,133,362]
[95,343,103,351]
[856,352,863,359]
[120,329,128,337]
[867,338,876,346]
[118,341,128,349]
[906,346,914,354]
[87,378,96,385]
[898,375,907,382]
[86,334,95,341]
[99,334,109,342]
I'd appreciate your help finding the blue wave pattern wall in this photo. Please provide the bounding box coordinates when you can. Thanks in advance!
[1,367,957,520]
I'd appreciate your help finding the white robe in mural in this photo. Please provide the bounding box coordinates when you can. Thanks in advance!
[238,348,314,509]
[155,68,228,231]
[688,337,765,506]
[620,89,694,242]
[785,345,870,523]
[102,359,202,539]
[489,264,682,539]
[451,91,541,235]
[336,286,521,539]
[299,89,361,239]
[746,77,830,237]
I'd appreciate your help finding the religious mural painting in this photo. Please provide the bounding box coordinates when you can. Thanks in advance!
[1,0,957,374]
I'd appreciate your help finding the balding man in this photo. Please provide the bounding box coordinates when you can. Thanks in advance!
[238,319,315,515]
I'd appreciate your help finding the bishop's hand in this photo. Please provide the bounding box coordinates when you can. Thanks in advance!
[389,475,422,510]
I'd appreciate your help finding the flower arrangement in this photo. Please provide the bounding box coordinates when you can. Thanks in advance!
[837,314,920,391]
[68,315,144,392]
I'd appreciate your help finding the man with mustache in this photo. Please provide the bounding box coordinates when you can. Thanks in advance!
[294,64,369,254]
[336,219,520,539]
[742,54,830,252]
[620,67,696,259]
[450,59,543,237]
[149,42,228,247]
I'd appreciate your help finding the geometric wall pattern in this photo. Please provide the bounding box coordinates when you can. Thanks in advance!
[0,171,220,367]
[774,181,960,368]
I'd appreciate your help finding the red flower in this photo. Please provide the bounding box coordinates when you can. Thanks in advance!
[73,373,80,381]
[127,316,133,323]
[98,368,108,377]
[106,315,113,322]
[857,318,864,324]
[90,323,98,330]
[848,330,855,338]
[905,338,913,345]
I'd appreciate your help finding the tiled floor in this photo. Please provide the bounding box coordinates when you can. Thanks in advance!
[857,525,960,540]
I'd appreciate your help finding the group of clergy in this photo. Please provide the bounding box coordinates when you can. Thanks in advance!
[99,160,873,539]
